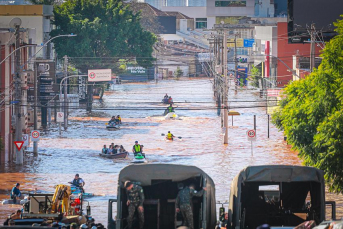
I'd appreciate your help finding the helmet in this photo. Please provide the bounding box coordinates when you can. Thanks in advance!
[91,226,97,229]
[80,224,88,229]
[135,141,138,143]
[15,183,20,187]
[75,174,79,177]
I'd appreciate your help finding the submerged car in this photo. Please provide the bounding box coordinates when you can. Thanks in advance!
[108,163,217,229]
[227,165,336,229]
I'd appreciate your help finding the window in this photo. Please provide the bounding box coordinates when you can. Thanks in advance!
[196,18,207,29]
[215,1,247,7]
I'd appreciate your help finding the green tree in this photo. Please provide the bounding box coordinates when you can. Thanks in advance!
[175,67,183,78]
[272,17,343,193]
[50,0,157,72]
[249,65,262,88]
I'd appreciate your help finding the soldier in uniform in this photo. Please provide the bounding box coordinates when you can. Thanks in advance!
[175,184,207,229]
[125,181,145,229]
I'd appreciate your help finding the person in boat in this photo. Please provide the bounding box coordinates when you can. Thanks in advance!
[175,184,207,229]
[108,145,113,154]
[167,104,174,114]
[113,145,119,154]
[164,94,168,100]
[119,145,127,153]
[125,181,145,229]
[109,116,116,125]
[3,210,21,226]
[166,131,174,140]
[70,174,85,187]
[10,183,22,204]
[102,145,108,154]
[116,115,122,124]
[168,96,173,104]
[132,141,144,156]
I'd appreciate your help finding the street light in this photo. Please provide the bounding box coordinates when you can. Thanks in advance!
[0,44,37,65]
[252,53,300,88]
[32,34,77,154]
[27,34,77,65]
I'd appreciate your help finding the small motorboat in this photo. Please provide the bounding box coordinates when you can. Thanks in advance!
[1,197,29,205]
[106,122,120,131]
[70,186,94,198]
[99,151,128,159]
[165,112,179,120]
[132,153,147,163]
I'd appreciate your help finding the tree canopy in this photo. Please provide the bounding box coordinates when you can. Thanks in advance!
[272,17,343,193]
[50,0,157,72]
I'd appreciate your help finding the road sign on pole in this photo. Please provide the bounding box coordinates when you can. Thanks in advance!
[31,130,40,142]
[22,134,29,147]
[14,141,24,151]
[247,129,256,141]
[247,129,256,156]
[57,112,64,123]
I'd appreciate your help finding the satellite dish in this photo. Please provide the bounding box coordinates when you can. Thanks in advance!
[9,18,22,28]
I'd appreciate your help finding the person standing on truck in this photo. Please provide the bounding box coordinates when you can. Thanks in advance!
[125,181,145,229]
[175,184,207,229]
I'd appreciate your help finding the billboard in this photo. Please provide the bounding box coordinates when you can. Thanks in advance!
[127,66,147,75]
[36,61,56,102]
[88,69,112,82]
[227,38,244,48]
[288,0,342,42]
[236,67,248,86]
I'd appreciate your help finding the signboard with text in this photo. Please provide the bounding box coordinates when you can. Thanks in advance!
[88,69,112,82]
[36,61,56,103]
[126,66,147,75]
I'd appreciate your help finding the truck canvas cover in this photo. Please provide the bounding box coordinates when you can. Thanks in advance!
[117,163,217,229]
[229,165,325,228]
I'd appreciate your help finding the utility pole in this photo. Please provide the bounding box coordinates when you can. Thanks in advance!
[223,32,229,144]
[33,63,38,155]
[310,23,316,73]
[14,25,23,164]
[234,34,238,93]
[63,55,68,130]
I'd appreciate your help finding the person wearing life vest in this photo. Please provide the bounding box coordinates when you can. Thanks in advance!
[117,115,122,124]
[132,141,143,155]
[168,96,173,104]
[166,131,174,140]
[167,104,174,113]
[70,174,85,187]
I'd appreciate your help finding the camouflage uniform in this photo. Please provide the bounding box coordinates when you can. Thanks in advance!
[175,186,205,229]
[127,184,145,229]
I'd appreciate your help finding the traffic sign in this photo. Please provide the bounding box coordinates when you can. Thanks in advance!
[14,141,24,151]
[31,130,40,142]
[22,134,29,147]
[57,112,64,123]
[247,129,256,141]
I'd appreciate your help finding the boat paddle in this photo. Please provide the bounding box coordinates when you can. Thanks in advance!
[161,133,182,139]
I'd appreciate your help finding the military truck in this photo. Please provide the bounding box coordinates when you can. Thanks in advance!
[227,165,336,229]
[107,163,217,229]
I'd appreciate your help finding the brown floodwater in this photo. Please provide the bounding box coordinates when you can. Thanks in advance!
[1,78,342,226]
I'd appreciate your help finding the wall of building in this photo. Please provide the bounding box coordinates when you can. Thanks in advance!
[277,22,321,87]
[206,0,255,17]
[0,5,53,59]
[254,0,275,17]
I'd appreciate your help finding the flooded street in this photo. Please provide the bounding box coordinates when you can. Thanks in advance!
[1,78,342,225]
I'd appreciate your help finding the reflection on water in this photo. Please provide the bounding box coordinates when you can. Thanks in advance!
[0,79,342,225]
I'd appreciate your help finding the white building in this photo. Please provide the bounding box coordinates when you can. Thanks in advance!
[0,5,54,59]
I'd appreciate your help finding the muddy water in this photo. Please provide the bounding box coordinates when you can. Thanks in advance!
[0,78,342,225]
